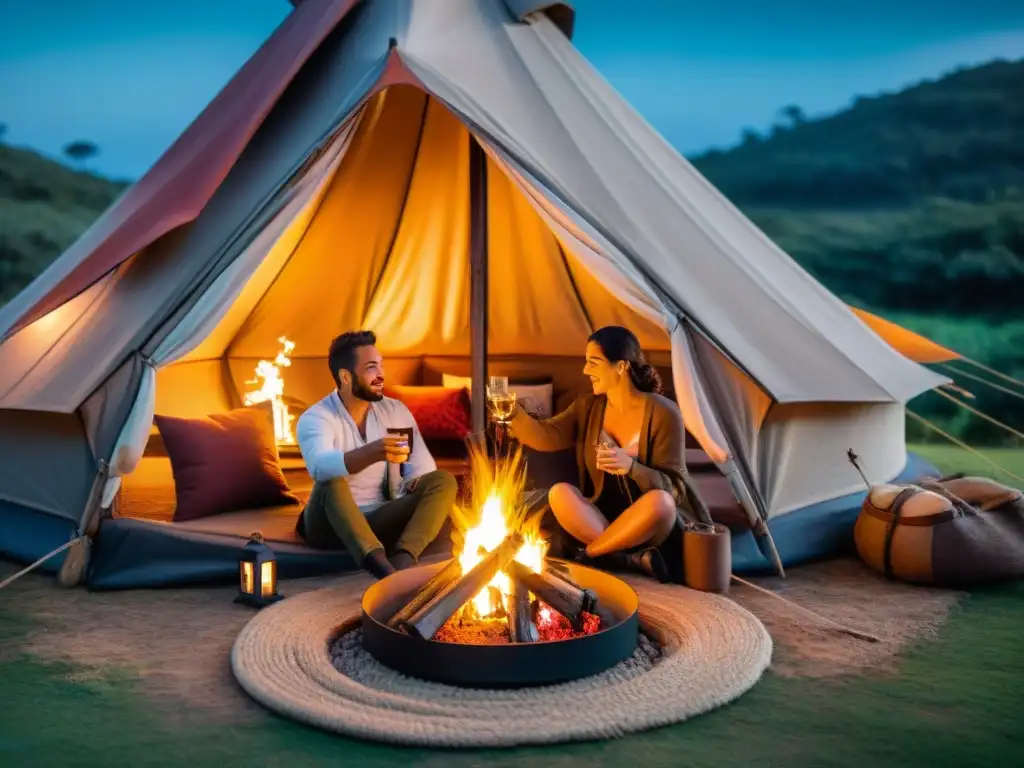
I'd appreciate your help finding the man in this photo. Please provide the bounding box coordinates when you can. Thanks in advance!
[295,329,457,578]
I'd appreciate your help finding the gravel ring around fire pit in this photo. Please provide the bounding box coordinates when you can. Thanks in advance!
[230,576,773,747]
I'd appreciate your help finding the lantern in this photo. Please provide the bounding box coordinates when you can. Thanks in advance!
[235,532,283,608]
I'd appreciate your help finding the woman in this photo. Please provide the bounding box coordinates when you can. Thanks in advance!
[508,326,713,582]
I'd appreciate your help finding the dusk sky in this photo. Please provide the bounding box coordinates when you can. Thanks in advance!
[1,0,1022,179]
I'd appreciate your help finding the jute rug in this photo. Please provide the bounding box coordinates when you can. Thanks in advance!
[230,577,773,747]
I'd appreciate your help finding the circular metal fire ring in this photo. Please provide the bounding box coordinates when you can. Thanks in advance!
[361,559,640,688]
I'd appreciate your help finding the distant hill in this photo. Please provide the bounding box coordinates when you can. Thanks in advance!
[747,196,1024,317]
[0,144,126,301]
[690,57,1024,208]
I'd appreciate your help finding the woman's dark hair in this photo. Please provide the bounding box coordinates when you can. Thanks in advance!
[588,326,663,395]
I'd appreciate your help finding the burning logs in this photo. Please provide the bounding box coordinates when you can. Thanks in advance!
[545,558,585,590]
[508,560,598,631]
[385,557,462,629]
[508,576,539,643]
[383,554,604,645]
[399,531,525,640]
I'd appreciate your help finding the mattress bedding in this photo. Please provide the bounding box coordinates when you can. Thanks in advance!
[112,450,730,535]
[111,456,313,543]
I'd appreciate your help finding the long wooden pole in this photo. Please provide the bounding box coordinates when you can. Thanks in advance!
[469,136,488,434]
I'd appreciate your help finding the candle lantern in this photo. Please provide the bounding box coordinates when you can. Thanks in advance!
[235,532,283,608]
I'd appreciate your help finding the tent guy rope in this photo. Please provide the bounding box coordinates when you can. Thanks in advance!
[932,387,1024,443]
[0,536,85,591]
[940,363,1024,403]
[907,410,1024,486]
[956,357,1024,391]
[730,575,881,643]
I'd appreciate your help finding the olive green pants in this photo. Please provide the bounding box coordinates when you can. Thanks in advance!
[297,470,457,562]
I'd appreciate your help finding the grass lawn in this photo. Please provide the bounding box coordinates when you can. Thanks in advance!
[2,580,1022,767]
[910,442,1024,489]
[2,447,1022,766]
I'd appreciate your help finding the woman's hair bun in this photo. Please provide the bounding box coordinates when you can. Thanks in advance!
[631,361,663,395]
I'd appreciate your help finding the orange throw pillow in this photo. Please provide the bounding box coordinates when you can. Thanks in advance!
[154,408,299,522]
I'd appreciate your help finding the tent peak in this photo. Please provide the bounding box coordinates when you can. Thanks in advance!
[503,1,575,38]
[287,0,576,39]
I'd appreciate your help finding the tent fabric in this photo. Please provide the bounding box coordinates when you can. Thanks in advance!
[0,0,954,585]
[99,125,360,510]
[395,4,948,403]
[850,307,960,364]
[0,3,393,413]
[0,411,95,522]
[759,401,908,517]
[0,0,948,412]
[0,0,361,340]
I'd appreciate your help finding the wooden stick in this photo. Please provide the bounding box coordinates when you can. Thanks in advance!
[522,488,549,519]
[544,558,584,590]
[401,532,524,640]
[508,561,596,630]
[543,561,598,614]
[508,576,539,643]
[385,557,463,629]
[487,585,506,620]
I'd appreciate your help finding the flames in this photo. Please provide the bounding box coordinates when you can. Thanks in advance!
[242,336,296,445]
[455,442,547,621]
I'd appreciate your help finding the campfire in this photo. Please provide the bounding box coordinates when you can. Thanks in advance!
[383,443,604,645]
[242,336,296,445]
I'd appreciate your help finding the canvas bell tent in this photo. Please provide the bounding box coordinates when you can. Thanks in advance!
[0,0,951,589]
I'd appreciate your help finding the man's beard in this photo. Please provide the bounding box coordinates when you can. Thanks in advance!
[352,377,384,402]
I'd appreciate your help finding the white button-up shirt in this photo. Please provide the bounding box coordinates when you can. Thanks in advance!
[296,391,437,513]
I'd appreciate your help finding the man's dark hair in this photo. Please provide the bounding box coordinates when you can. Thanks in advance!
[328,330,377,389]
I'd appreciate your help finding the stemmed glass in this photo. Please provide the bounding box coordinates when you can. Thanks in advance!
[486,376,517,454]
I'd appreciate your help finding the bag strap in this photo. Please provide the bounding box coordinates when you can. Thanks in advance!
[883,487,919,580]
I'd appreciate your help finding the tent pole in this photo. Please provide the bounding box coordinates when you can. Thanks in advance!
[469,136,489,433]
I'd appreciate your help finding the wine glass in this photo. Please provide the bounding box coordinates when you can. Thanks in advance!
[486,376,517,424]
[486,376,516,457]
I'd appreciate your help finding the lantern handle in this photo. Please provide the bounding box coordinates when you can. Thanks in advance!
[248,531,264,544]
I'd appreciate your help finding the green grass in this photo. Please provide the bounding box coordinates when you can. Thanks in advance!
[911,442,1024,489]
[2,578,1022,767]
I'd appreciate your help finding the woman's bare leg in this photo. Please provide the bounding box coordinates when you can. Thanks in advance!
[585,490,676,558]
[547,483,609,545]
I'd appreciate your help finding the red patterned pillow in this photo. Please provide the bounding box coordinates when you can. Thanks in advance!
[384,385,473,441]
[154,408,299,522]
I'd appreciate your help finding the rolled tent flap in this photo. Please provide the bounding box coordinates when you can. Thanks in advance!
[670,325,731,464]
[99,125,358,508]
[99,366,157,508]
[849,307,960,365]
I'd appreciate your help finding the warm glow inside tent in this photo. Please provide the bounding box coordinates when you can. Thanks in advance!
[0,0,950,589]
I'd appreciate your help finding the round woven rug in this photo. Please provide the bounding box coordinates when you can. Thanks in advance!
[231,576,772,747]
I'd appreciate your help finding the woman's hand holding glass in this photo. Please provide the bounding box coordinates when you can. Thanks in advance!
[596,442,632,475]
